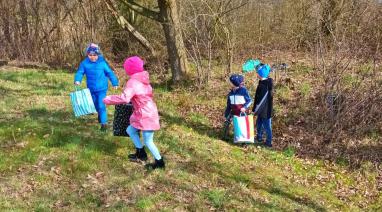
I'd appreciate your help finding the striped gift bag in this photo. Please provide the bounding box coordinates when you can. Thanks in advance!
[233,113,255,144]
[70,87,97,117]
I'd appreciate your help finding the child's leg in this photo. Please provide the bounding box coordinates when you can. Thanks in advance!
[142,131,162,160]
[90,91,99,118]
[263,118,272,145]
[126,125,143,148]
[256,117,264,142]
[95,91,108,125]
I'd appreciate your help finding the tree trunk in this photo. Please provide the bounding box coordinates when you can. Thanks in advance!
[223,25,233,77]
[0,3,13,59]
[105,0,156,55]
[18,0,28,59]
[54,1,62,63]
[1,6,11,44]
[19,0,29,42]
[321,0,342,36]
[157,0,188,83]
[31,0,41,60]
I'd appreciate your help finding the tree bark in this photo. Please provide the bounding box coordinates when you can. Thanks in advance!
[1,6,11,44]
[19,0,29,42]
[157,0,188,83]
[221,24,233,77]
[54,1,62,63]
[105,0,156,55]
[0,2,13,59]
[117,0,189,83]
[120,0,160,21]
[31,0,41,60]
[321,0,343,36]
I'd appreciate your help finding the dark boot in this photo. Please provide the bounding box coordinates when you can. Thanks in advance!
[100,124,107,132]
[145,158,165,170]
[128,148,148,161]
[264,142,273,148]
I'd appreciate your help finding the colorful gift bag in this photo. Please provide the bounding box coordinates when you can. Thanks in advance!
[113,103,133,137]
[233,113,255,143]
[70,87,97,117]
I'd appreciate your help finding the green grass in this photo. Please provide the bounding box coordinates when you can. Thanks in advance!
[299,82,312,98]
[342,73,361,88]
[275,85,292,102]
[203,189,226,208]
[357,62,374,76]
[0,68,381,210]
[291,63,313,75]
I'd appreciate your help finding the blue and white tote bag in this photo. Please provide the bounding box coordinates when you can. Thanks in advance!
[70,87,97,117]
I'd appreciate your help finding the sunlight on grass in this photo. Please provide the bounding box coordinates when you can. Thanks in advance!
[0,68,381,210]
[275,85,292,102]
[299,82,312,98]
[203,189,226,209]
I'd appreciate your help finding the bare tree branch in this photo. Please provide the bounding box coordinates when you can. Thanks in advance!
[104,0,156,55]
[119,0,161,21]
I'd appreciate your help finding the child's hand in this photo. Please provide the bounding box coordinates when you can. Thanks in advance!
[240,108,246,113]
[103,97,110,105]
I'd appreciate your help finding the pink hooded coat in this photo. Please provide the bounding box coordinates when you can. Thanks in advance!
[103,56,160,131]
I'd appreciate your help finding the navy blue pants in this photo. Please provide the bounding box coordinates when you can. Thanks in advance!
[90,90,107,124]
[256,117,272,145]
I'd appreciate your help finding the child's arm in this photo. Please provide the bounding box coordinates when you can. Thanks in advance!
[243,89,253,110]
[74,62,85,84]
[103,62,119,87]
[252,84,268,115]
[103,81,135,105]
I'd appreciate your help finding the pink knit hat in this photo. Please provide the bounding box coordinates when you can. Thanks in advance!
[123,56,144,76]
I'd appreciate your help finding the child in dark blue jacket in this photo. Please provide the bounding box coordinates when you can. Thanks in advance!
[74,43,119,131]
[252,64,273,147]
[224,74,253,119]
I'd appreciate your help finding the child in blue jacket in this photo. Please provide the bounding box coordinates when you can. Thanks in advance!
[224,74,253,119]
[74,43,119,131]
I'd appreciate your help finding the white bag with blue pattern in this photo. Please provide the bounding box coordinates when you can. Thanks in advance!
[70,87,97,117]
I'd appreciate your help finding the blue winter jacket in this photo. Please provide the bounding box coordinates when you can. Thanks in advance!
[74,55,119,92]
[224,86,253,118]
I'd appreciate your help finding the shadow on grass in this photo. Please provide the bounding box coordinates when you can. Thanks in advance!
[155,128,326,210]
[175,153,326,211]
[15,108,119,155]
[159,111,223,140]
[0,69,71,93]
[159,111,265,149]
[154,109,328,209]
[267,186,327,212]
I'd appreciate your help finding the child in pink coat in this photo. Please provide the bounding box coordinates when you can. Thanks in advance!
[103,56,164,169]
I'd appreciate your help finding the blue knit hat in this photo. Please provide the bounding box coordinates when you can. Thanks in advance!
[85,43,101,55]
[256,64,271,78]
[229,74,244,87]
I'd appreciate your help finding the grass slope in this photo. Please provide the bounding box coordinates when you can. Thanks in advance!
[0,67,380,211]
